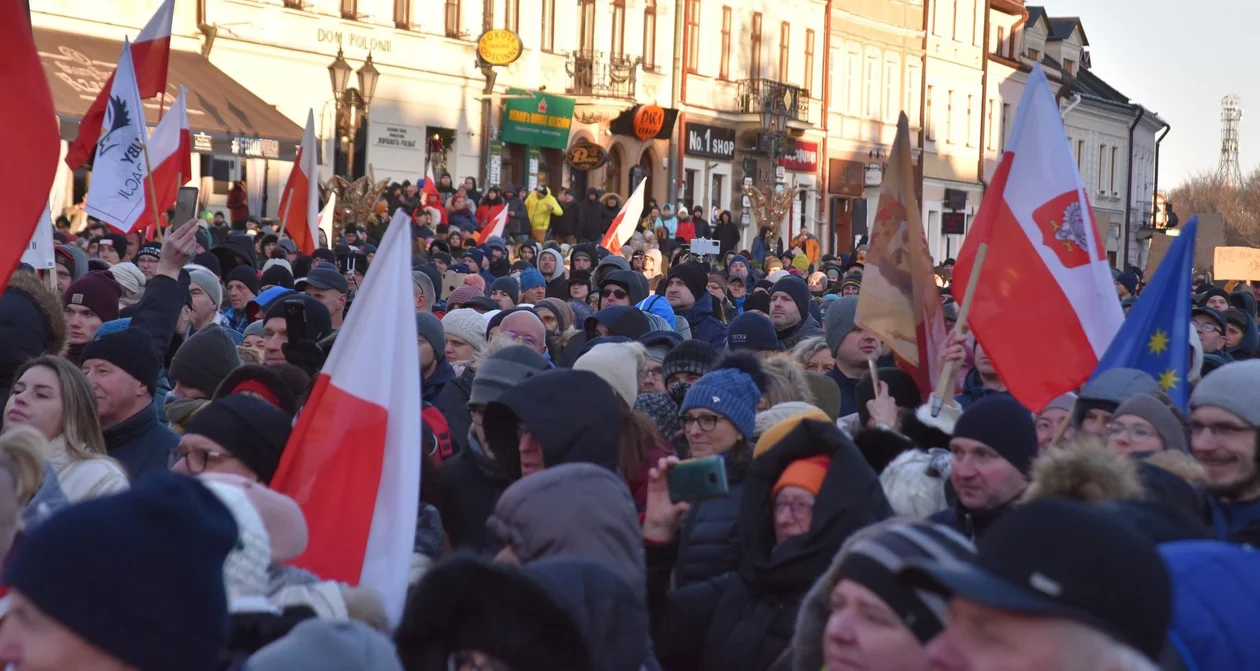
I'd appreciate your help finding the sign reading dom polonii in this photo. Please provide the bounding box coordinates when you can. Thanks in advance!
[685,123,736,161]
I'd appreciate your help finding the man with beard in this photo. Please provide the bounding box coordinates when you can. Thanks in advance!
[1189,361,1260,545]
[768,275,823,349]
[823,295,882,417]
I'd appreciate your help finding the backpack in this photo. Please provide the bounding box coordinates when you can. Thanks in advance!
[421,402,454,462]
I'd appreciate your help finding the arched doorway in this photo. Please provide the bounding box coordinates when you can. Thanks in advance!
[637,146,656,210]
[604,144,624,195]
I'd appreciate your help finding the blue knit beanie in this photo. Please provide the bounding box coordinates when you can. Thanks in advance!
[679,351,767,440]
[518,268,547,292]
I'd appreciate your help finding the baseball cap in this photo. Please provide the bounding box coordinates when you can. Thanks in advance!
[296,265,349,294]
[901,497,1171,661]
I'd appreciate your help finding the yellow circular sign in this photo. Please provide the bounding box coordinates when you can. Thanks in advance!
[477,30,523,66]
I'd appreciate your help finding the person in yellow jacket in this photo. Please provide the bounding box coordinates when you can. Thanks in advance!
[524,185,562,243]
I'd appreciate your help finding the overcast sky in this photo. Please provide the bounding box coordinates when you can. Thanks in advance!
[1045,0,1250,190]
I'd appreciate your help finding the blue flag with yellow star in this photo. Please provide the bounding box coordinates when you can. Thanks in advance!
[1092,216,1199,409]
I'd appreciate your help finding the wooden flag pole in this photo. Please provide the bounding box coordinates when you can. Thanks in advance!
[1049,397,1077,449]
[930,242,988,417]
[868,357,880,388]
[139,141,165,244]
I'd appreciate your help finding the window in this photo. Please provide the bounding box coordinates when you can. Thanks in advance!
[906,63,920,125]
[1000,102,1010,151]
[541,0,556,51]
[1110,146,1118,193]
[579,0,596,51]
[642,0,657,69]
[393,0,411,28]
[986,99,995,150]
[845,48,860,114]
[1076,139,1084,171]
[1027,47,1041,62]
[1063,58,1076,76]
[341,0,357,20]
[444,0,460,37]
[779,23,790,82]
[804,29,815,96]
[685,0,701,73]
[864,53,878,118]
[883,55,898,121]
[995,26,1005,56]
[720,6,732,79]
[611,0,625,57]
[828,47,839,110]
[1098,145,1107,191]
[750,12,763,79]
[505,0,519,33]
[926,85,934,140]
[946,90,954,143]
[966,94,974,146]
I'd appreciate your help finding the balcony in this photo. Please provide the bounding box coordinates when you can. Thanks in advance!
[735,78,811,125]
[566,50,641,99]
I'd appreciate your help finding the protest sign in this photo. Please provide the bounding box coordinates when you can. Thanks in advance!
[1213,246,1260,281]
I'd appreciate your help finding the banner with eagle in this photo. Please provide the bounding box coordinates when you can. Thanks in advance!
[84,39,152,233]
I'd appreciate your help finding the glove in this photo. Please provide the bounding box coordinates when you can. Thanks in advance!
[282,339,326,378]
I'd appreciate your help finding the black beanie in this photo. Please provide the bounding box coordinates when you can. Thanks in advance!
[81,327,159,393]
[771,275,811,322]
[490,276,520,305]
[259,264,294,290]
[952,395,1038,476]
[744,292,771,314]
[226,265,260,296]
[857,368,923,428]
[169,325,242,396]
[726,311,779,352]
[662,339,718,383]
[667,262,708,301]
[183,394,294,484]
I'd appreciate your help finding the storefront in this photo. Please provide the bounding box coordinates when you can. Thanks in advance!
[825,158,867,254]
[778,140,821,243]
[499,89,575,193]
[682,120,736,221]
[922,180,982,263]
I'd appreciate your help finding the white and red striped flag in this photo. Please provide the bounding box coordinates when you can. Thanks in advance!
[132,86,191,233]
[270,206,420,626]
[951,65,1122,412]
[474,203,509,245]
[65,0,174,170]
[84,40,152,233]
[600,176,648,251]
[279,110,319,254]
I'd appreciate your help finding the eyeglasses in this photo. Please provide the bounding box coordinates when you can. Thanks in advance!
[169,445,233,473]
[601,288,628,299]
[1195,322,1221,334]
[501,330,540,348]
[774,499,814,518]
[1190,421,1254,439]
[1107,423,1156,441]
[681,414,722,432]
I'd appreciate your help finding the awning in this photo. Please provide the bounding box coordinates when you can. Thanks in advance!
[35,28,303,161]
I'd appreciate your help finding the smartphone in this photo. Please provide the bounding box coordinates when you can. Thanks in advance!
[172,186,199,232]
[667,456,729,504]
[283,298,308,344]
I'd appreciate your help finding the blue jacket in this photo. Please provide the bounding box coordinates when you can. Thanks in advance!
[1206,496,1260,546]
[103,399,179,480]
[222,307,250,334]
[422,359,457,404]
[449,207,478,233]
[826,366,861,418]
[955,368,1015,410]
[678,293,727,351]
[1161,540,1260,671]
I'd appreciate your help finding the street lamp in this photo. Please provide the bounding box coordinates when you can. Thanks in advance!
[759,87,789,184]
[328,48,380,179]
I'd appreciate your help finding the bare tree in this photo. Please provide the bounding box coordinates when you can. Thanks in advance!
[1169,170,1260,246]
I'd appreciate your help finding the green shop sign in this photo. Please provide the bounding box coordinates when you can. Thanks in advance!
[501,89,575,150]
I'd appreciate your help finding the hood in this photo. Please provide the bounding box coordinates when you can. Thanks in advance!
[1227,305,1259,359]
[636,295,675,330]
[1020,442,1145,504]
[212,233,259,274]
[486,463,644,590]
[524,558,650,671]
[540,249,567,281]
[570,242,598,265]
[483,369,621,479]
[739,419,892,590]
[584,306,650,340]
[602,270,648,305]
[0,271,69,397]
[585,187,603,200]
[1230,289,1257,315]
[1159,540,1260,671]
[55,245,89,282]
[1079,367,1160,406]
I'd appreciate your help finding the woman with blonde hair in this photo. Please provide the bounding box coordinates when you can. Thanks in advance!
[0,426,49,556]
[792,336,835,375]
[4,356,128,501]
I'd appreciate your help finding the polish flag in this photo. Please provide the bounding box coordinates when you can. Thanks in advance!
[1,8,61,288]
[600,176,648,251]
[131,87,191,233]
[474,204,509,245]
[65,0,175,170]
[270,205,420,626]
[951,65,1123,412]
[279,110,319,254]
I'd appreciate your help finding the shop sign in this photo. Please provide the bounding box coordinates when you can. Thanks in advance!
[777,140,818,172]
[684,123,736,161]
[192,132,214,153]
[566,140,608,171]
[633,105,666,141]
[372,123,423,151]
[317,28,393,53]
[501,88,575,150]
[231,136,281,159]
[864,163,882,187]
[477,30,523,66]
[827,158,864,197]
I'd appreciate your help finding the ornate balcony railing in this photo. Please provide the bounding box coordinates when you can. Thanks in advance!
[734,78,811,124]
[566,50,641,99]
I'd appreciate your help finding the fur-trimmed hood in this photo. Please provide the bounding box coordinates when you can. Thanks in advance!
[0,270,69,399]
[8,270,67,356]
[1021,441,1145,504]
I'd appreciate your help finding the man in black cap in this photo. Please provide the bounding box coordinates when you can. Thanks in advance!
[903,498,1172,670]
[171,394,294,483]
[725,311,780,358]
[299,264,350,330]
[81,327,179,478]
[928,395,1036,540]
[665,261,727,350]
[768,275,822,349]
[262,294,334,369]
[1192,306,1231,358]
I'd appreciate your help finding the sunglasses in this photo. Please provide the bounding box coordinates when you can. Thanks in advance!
[601,287,628,299]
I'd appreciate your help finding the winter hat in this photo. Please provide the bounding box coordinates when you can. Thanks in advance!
[953,395,1038,476]
[639,330,683,363]
[574,342,644,406]
[535,297,574,333]
[441,308,488,355]
[200,478,271,602]
[469,345,551,407]
[63,270,122,322]
[766,269,790,284]
[445,285,483,310]
[262,257,293,275]
[199,472,308,564]
[754,405,830,456]
[82,327,159,393]
[490,276,520,304]
[662,338,718,383]
[840,274,863,295]
[1077,367,1161,425]
[213,364,307,415]
[226,264,261,296]
[246,619,404,671]
[667,261,708,300]
[680,352,768,440]
[727,311,780,352]
[856,368,923,428]
[260,263,295,290]
[415,312,446,363]
[518,268,547,292]
[1112,394,1187,453]
[135,242,162,262]
[243,319,265,340]
[108,262,145,304]
[170,324,242,396]
[5,473,237,671]
[727,254,751,275]
[1115,271,1139,295]
[185,264,223,309]
[824,295,860,352]
[1190,359,1260,426]
[262,293,333,342]
[1042,392,1077,414]
[743,291,771,315]
[806,372,843,420]
[183,394,294,484]
[298,265,350,294]
[773,455,831,498]
[568,268,592,289]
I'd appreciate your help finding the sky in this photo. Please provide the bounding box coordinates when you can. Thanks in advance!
[1045,0,1254,190]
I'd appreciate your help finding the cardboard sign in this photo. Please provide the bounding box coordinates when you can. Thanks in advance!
[1144,233,1173,279]
[1213,246,1260,281]
[441,270,466,300]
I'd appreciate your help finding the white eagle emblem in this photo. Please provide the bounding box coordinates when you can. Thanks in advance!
[1054,201,1088,252]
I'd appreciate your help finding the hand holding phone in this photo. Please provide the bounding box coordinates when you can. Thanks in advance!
[643,456,691,543]
[173,186,199,233]
[283,298,308,344]
[667,456,729,504]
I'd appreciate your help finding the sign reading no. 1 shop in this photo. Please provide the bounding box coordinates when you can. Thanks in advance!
[501,89,575,150]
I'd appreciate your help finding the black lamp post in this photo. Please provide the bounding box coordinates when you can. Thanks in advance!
[760,87,789,184]
[328,48,380,179]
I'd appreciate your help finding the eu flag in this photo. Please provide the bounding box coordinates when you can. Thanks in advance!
[1092,216,1199,409]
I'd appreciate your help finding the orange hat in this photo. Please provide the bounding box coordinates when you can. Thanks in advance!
[772,455,831,498]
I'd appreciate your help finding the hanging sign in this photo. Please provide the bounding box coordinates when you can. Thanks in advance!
[633,104,666,141]
[566,141,609,171]
[477,30,523,66]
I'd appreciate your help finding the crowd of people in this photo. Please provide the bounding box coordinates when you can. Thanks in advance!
[0,184,1255,671]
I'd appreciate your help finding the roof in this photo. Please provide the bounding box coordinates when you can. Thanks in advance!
[35,28,304,161]
[1047,16,1089,45]
[1027,6,1046,25]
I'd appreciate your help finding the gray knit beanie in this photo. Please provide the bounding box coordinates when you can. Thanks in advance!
[824,295,860,353]
[468,345,550,407]
[415,312,446,363]
[1112,393,1188,453]
[185,264,222,309]
[1190,359,1260,426]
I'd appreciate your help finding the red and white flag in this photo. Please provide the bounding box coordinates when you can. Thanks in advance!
[600,176,648,251]
[270,206,420,626]
[2,8,60,288]
[279,110,319,254]
[65,0,174,170]
[131,86,191,233]
[84,40,152,233]
[475,204,509,245]
[951,66,1123,412]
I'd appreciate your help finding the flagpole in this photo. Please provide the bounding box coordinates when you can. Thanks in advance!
[1049,397,1076,449]
[139,141,165,243]
[930,242,988,417]
[157,90,167,121]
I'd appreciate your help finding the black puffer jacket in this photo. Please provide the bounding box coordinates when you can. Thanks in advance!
[650,420,892,671]
[438,431,511,552]
[434,368,475,456]
[671,452,747,587]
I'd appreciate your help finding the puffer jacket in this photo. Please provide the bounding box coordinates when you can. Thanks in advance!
[438,431,512,551]
[678,293,728,351]
[525,188,563,232]
[672,459,748,587]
